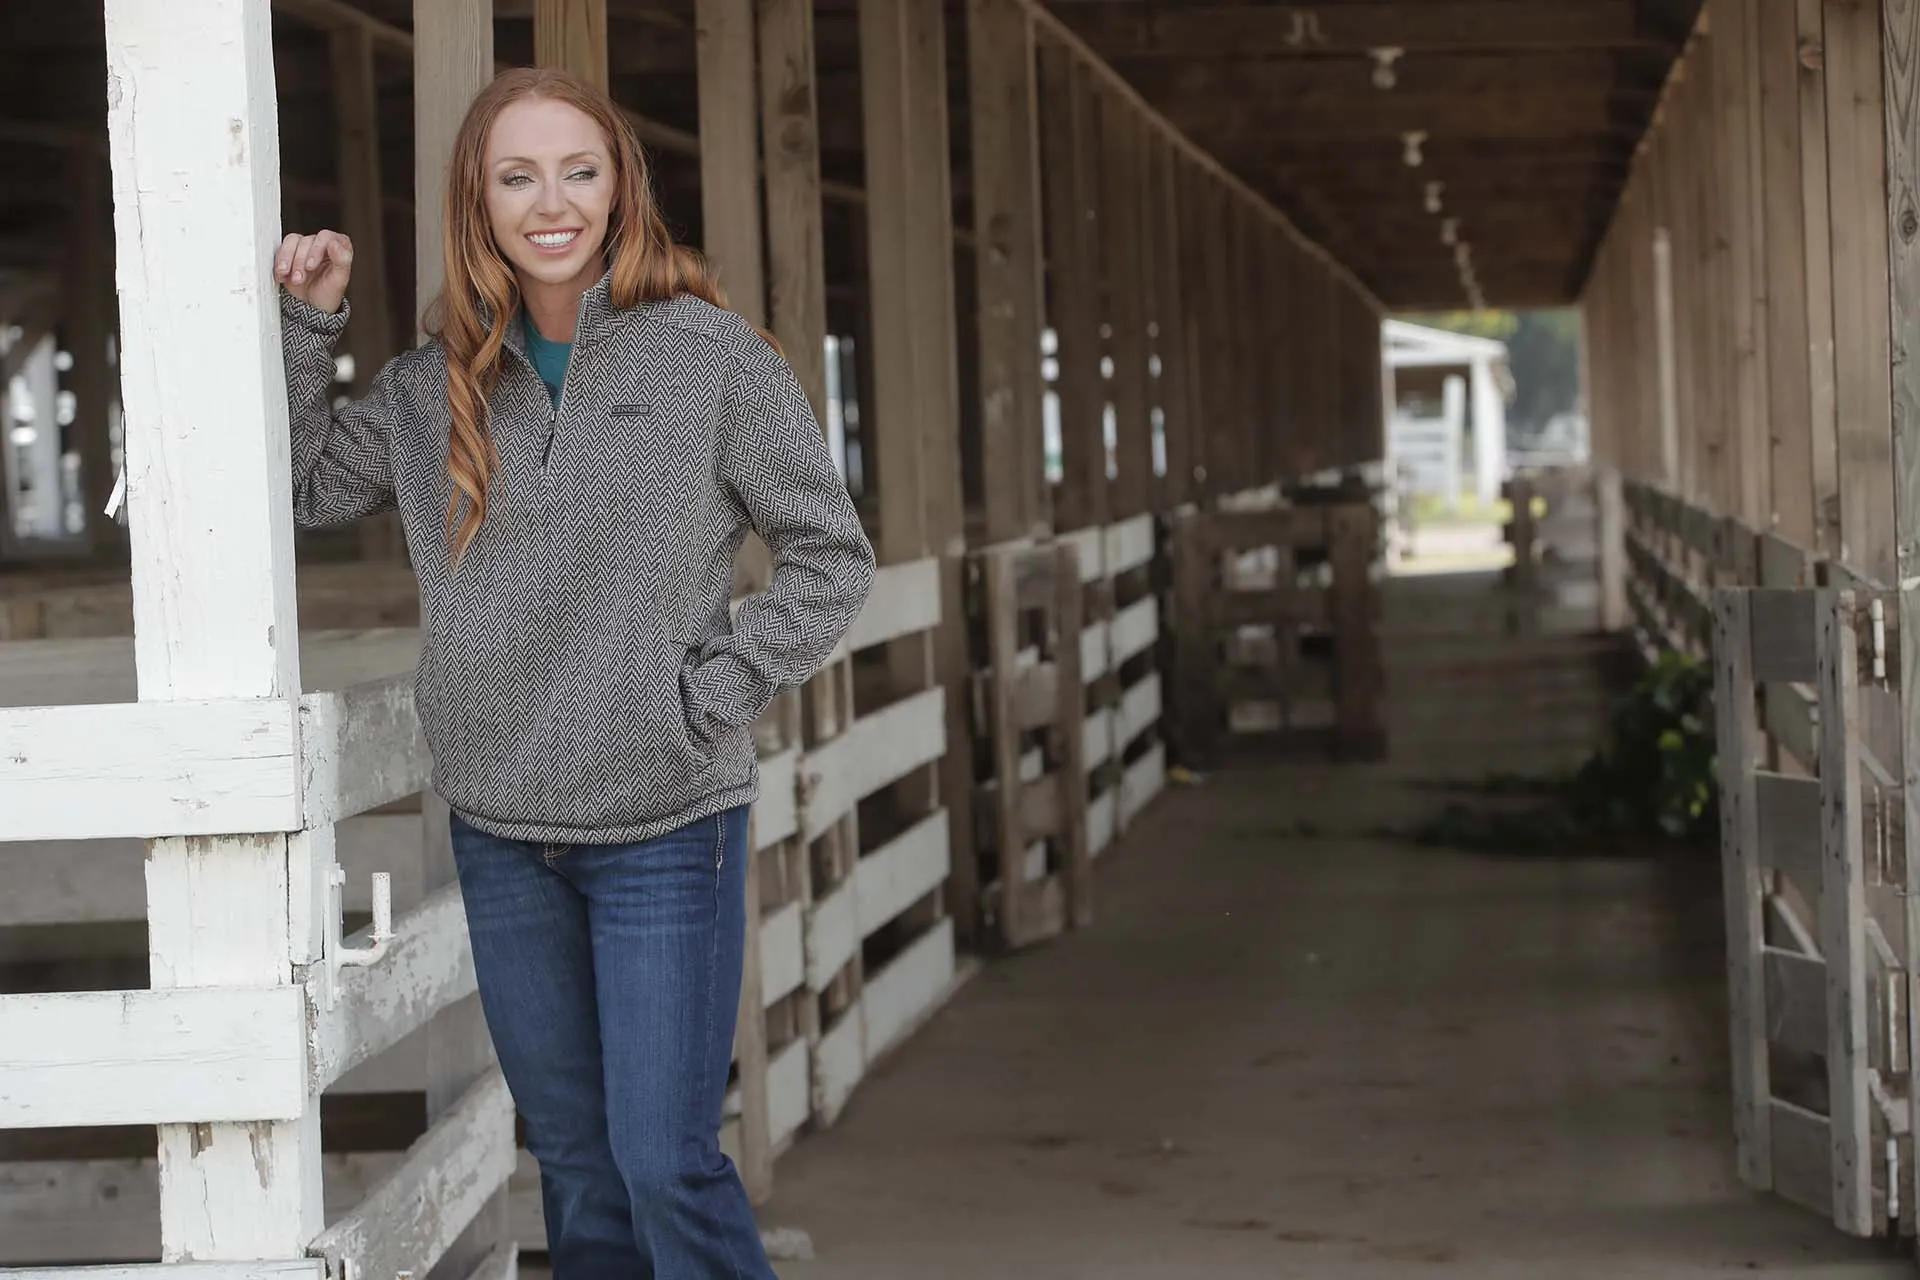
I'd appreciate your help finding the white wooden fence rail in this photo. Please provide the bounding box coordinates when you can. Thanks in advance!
[1058,513,1167,857]
[0,556,956,1268]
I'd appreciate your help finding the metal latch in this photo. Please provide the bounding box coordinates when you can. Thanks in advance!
[316,863,393,1009]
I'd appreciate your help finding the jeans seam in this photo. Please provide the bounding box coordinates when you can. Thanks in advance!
[708,808,748,1279]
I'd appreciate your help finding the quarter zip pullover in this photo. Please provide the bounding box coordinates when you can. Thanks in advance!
[279,276,876,844]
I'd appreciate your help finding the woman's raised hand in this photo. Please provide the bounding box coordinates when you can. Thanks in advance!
[275,229,354,315]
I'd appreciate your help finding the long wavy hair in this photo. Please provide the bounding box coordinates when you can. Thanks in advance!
[423,67,770,566]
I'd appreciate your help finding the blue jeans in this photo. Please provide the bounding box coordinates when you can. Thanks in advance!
[449,805,776,1279]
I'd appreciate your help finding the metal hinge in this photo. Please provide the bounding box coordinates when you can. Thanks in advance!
[1870,598,1888,681]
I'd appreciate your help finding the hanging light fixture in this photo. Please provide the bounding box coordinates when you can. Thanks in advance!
[1370,46,1403,90]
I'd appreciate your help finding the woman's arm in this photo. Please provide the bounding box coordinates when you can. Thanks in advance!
[274,229,400,529]
[685,343,877,746]
[280,293,403,529]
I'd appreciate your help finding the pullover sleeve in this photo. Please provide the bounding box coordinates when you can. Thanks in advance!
[280,291,402,528]
[684,343,877,744]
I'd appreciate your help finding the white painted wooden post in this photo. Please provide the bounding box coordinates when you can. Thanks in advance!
[102,0,322,1258]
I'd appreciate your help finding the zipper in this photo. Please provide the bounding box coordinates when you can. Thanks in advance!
[542,291,592,473]
[510,290,591,475]
[543,340,571,472]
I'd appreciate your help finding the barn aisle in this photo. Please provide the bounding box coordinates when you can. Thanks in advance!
[749,567,1909,1279]
[752,768,1905,1278]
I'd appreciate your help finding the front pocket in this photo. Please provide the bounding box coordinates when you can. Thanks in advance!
[526,628,714,827]
[676,644,720,766]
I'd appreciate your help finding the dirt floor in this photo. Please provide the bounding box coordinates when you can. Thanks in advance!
[750,562,1911,1278]
[753,764,1911,1278]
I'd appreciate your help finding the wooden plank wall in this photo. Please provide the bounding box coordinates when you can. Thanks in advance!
[1026,14,1386,515]
[1584,0,1902,588]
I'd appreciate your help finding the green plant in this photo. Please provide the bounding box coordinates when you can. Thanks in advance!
[1407,649,1718,854]
[1568,649,1717,842]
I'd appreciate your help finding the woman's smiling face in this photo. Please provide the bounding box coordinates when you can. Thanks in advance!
[484,95,615,298]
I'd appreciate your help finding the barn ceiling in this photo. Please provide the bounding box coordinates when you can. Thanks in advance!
[1042,0,1702,310]
[0,0,1696,316]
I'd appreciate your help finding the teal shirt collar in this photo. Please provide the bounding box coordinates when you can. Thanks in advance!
[522,311,571,408]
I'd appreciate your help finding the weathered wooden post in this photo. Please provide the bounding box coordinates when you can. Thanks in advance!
[104,0,325,1257]
[968,0,1051,546]
[330,16,403,561]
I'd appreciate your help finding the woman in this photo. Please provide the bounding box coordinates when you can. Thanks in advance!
[274,67,873,1278]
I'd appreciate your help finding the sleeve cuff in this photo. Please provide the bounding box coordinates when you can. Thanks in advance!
[280,289,352,337]
[681,648,774,746]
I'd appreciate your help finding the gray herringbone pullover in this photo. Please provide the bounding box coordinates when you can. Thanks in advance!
[280,278,876,845]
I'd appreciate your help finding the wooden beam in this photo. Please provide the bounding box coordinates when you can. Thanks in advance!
[1099,90,1152,517]
[1053,0,1680,58]
[1886,0,1920,1196]
[274,0,416,57]
[535,0,610,89]
[1038,44,1108,534]
[758,0,830,420]
[1800,0,1840,555]
[101,0,321,1257]
[0,987,308,1128]
[694,0,776,1199]
[695,0,766,328]
[900,0,966,560]
[1154,94,1649,144]
[415,0,493,345]
[886,0,979,952]
[863,0,928,562]
[1248,136,1637,173]
[309,1069,517,1280]
[272,0,703,160]
[1160,145,1202,502]
[1826,0,1896,581]
[331,22,403,560]
[411,4,512,1277]
[968,0,1050,542]
[1111,49,1672,100]
[1716,0,1770,530]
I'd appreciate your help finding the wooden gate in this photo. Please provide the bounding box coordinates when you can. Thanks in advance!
[1168,502,1384,766]
[972,540,1092,951]
[1504,465,1626,636]
[1712,585,1910,1239]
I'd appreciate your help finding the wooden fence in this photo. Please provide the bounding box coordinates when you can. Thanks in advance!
[0,510,1199,1263]
[972,539,1091,951]
[1625,474,1918,1242]
[1713,584,1909,1239]
[0,558,965,1262]
[1167,498,1384,766]
[1623,476,1821,660]
[1060,513,1167,861]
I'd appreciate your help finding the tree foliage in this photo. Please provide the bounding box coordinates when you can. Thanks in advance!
[1404,307,1584,432]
